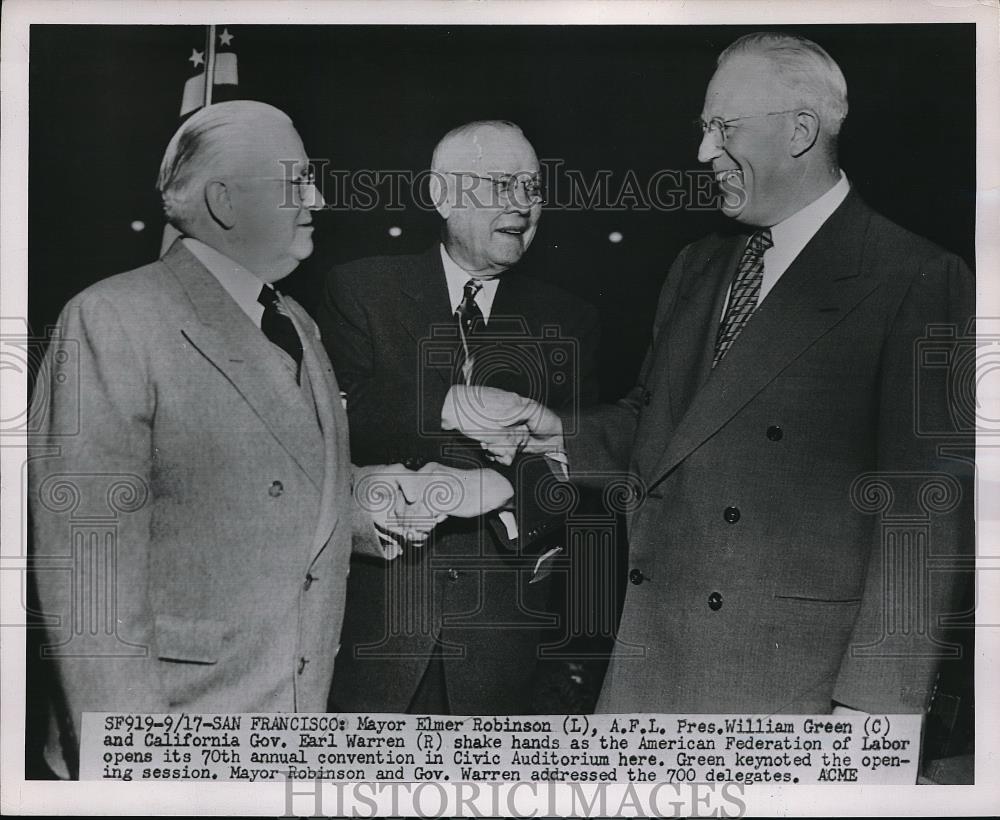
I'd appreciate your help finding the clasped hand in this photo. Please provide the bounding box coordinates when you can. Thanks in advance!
[354,462,514,547]
[441,384,564,466]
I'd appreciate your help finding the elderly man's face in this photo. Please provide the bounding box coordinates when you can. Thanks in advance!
[225,119,323,281]
[440,129,541,276]
[698,55,798,227]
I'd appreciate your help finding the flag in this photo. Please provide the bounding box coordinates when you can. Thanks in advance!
[179,26,239,117]
[163,26,240,253]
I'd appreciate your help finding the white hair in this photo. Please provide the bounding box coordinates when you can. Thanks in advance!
[719,32,848,138]
[430,119,528,172]
[156,100,292,231]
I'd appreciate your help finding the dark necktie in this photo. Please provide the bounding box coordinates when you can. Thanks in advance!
[455,279,484,384]
[455,278,485,335]
[258,285,303,379]
[713,228,773,368]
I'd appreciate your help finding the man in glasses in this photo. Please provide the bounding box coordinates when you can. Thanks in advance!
[443,34,973,718]
[318,120,600,715]
[28,101,505,778]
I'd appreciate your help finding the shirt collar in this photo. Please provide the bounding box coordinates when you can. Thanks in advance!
[183,237,269,325]
[767,170,850,265]
[439,244,501,323]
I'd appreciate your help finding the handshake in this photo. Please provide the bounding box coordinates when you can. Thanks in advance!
[354,461,516,549]
[440,384,564,466]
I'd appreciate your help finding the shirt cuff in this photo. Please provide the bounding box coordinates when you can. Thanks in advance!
[544,449,569,480]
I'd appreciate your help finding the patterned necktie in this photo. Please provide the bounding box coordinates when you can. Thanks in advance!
[455,278,485,335]
[258,285,303,379]
[713,228,773,368]
[455,279,484,384]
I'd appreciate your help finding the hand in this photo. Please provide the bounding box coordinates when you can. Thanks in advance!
[441,385,564,465]
[408,463,514,518]
[353,464,448,547]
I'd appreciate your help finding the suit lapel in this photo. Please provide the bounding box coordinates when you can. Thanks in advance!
[162,241,324,488]
[397,246,456,388]
[663,236,746,426]
[284,296,348,561]
[649,193,881,485]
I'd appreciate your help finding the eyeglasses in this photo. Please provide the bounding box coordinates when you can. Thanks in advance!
[694,109,801,148]
[448,172,546,206]
[230,166,321,208]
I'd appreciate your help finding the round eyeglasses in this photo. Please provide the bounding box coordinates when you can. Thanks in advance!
[447,172,546,207]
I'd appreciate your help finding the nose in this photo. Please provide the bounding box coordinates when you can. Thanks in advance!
[697,129,723,164]
[303,181,325,211]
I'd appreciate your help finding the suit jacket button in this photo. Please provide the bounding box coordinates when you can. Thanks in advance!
[724,506,740,523]
[708,591,723,611]
[297,656,309,674]
[269,480,284,497]
[641,389,652,406]
[629,568,645,585]
[448,569,460,582]
[766,425,783,441]
[303,573,315,591]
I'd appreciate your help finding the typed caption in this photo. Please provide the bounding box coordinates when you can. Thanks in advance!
[82,712,921,785]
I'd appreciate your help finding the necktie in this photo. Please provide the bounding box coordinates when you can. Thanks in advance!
[258,285,303,379]
[713,228,773,368]
[455,279,484,384]
[455,278,485,335]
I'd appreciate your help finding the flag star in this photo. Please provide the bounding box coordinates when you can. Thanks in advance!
[219,28,234,46]
[189,48,205,67]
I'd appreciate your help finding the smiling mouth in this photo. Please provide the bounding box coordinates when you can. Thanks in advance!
[496,226,527,236]
[715,169,743,185]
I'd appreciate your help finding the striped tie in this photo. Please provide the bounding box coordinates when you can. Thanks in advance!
[455,279,484,383]
[713,228,773,368]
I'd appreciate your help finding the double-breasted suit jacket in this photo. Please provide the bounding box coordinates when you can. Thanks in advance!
[318,246,600,714]
[567,194,974,715]
[30,240,387,777]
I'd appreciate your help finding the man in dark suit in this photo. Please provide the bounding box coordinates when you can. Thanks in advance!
[318,120,600,714]
[445,34,974,716]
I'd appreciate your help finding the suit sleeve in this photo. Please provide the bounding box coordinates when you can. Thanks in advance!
[506,299,604,549]
[29,294,168,775]
[832,253,975,714]
[317,265,448,466]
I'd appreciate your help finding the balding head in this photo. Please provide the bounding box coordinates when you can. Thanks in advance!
[157,100,294,233]
[156,100,323,280]
[429,120,542,278]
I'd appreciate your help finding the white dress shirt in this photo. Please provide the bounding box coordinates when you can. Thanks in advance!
[440,244,501,323]
[183,237,272,324]
[759,170,851,303]
[723,171,851,318]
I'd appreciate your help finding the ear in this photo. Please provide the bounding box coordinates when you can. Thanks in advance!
[204,179,236,229]
[429,172,452,220]
[789,109,820,158]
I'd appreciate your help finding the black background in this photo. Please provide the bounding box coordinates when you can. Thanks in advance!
[28,23,975,400]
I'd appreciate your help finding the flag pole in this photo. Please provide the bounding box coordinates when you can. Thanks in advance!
[203,24,217,108]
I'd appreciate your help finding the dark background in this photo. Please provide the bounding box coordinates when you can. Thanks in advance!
[26,23,976,778]
[29,23,975,400]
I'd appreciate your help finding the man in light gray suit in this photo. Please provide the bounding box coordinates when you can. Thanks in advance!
[29,100,510,778]
[444,33,973,718]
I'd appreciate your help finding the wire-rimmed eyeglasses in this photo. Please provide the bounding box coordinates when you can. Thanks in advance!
[229,166,321,207]
[694,109,801,148]
[447,172,546,206]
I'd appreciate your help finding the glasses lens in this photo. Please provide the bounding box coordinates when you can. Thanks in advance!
[505,172,545,207]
